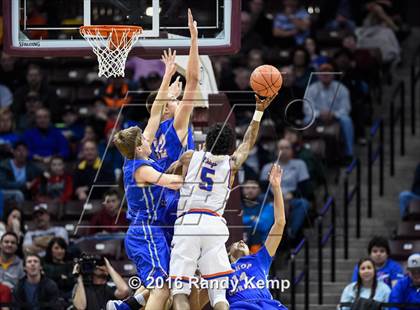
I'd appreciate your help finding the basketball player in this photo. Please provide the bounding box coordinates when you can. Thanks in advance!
[192,164,287,310]
[147,8,199,242]
[168,93,277,310]
[108,48,183,310]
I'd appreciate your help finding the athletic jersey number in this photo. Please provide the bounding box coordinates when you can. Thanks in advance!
[199,167,215,191]
[153,134,168,159]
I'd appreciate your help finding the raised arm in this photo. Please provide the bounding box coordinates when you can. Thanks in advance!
[264,164,286,256]
[135,165,183,190]
[143,49,177,143]
[230,94,277,174]
[173,9,199,144]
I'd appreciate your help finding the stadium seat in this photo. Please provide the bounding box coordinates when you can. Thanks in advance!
[406,200,420,220]
[21,201,59,220]
[396,221,420,239]
[76,238,123,260]
[388,240,420,260]
[62,200,102,220]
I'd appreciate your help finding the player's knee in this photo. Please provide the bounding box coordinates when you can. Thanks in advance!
[173,294,190,310]
[171,281,192,297]
[150,285,170,300]
[208,288,229,308]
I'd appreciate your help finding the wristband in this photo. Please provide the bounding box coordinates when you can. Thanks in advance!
[253,110,264,122]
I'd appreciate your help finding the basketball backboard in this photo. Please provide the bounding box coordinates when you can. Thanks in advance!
[3,0,240,57]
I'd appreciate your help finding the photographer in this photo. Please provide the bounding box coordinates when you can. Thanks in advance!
[73,256,129,310]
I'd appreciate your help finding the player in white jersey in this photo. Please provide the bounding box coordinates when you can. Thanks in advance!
[167,94,277,310]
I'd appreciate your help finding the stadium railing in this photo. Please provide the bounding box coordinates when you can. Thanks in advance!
[389,80,406,176]
[316,196,336,305]
[290,237,309,310]
[339,302,420,309]
[367,118,385,218]
[410,44,420,135]
[343,158,362,259]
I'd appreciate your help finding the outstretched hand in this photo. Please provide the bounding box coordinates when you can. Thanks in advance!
[269,164,283,188]
[255,94,277,112]
[161,48,177,78]
[188,8,198,38]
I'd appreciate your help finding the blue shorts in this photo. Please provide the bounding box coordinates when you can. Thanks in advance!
[125,223,170,287]
[230,299,288,310]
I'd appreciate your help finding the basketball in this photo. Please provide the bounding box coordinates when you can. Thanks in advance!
[250,65,283,97]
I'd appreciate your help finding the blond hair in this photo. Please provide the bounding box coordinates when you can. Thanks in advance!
[113,126,143,159]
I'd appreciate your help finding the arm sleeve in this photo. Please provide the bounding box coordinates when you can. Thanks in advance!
[56,228,69,244]
[55,130,70,159]
[60,175,73,203]
[388,280,404,310]
[390,261,404,282]
[340,283,355,310]
[333,84,351,119]
[0,169,25,190]
[22,232,33,247]
[351,264,358,282]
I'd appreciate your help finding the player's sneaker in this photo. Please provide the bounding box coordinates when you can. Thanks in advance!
[106,300,131,310]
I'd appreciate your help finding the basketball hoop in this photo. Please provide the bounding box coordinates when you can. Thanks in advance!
[80,25,143,78]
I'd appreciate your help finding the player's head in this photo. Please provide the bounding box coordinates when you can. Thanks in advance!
[205,123,235,155]
[367,236,390,267]
[229,240,250,262]
[356,258,377,289]
[113,126,151,159]
[407,253,420,285]
[146,91,180,120]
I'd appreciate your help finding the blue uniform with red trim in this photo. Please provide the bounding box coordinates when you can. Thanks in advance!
[123,158,169,287]
[227,246,287,309]
[150,118,194,241]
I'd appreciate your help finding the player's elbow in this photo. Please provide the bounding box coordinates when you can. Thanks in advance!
[274,219,286,229]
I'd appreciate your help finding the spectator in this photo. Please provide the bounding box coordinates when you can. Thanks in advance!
[303,63,355,159]
[89,189,128,235]
[399,163,420,219]
[15,94,44,133]
[73,257,129,310]
[31,156,73,205]
[12,64,58,121]
[284,128,327,190]
[23,108,70,164]
[291,46,313,99]
[304,37,329,70]
[102,77,132,110]
[364,0,399,31]
[98,121,124,180]
[273,0,310,47]
[340,258,391,310]
[13,254,60,310]
[60,105,84,144]
[0,142,41,204]
[241,179,274,253]
[0,282,12,310]
[260,139,312,240]
[246,0,273,46]
[240,11,263,55]
[0,51,25,92]
[22,204,68,257]
[43,237,74,301]
[0,207,25,246]
[324,0,357,32]
[0,85,12,109]
[389,253,420,310]
[74,140,114,201]
[0,232,24,289]
[351,236,404,288]
[0,109,19,153]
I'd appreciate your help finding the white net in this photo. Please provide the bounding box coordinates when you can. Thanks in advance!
[80,26,142,78]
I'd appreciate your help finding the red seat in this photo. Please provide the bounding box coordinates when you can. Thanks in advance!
[406,200,420,221]
[111,260,137,278]
[76,238,123,260]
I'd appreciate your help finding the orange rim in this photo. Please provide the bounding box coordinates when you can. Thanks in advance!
[80,25,143,46]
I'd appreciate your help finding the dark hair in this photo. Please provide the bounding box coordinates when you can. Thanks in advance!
[355,258,377,299]
[0,231,18,243]
[205,123,235,155]
[368,236,390,255]
[291,45,311,67]
[14,141,27,149]
[145,91,158,114]
[103,188,121,200]
[2,206,25,235]
[44,237,68,264]
[333,48,354,61]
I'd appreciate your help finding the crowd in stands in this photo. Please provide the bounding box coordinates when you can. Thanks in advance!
[0,0,418,308]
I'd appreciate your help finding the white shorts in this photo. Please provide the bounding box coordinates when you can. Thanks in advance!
[169,213,233,283]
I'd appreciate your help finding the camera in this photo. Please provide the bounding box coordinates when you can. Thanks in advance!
[76,253,105,276]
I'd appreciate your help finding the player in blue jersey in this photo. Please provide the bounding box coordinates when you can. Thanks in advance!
[195,164,287,310]
[108,48,184,310]
[146,9,199,242]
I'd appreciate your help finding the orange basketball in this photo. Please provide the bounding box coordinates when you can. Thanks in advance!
[250,65,283,97]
